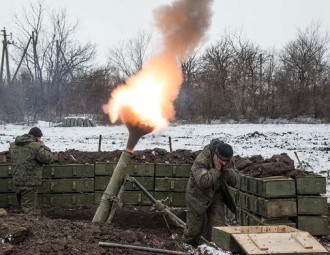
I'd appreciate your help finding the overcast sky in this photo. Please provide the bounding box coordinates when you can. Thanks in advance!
[1,0,330,64]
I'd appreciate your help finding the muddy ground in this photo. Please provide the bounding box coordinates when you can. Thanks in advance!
[0,149,329,254]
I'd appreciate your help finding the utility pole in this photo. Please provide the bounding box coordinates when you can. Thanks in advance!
[0,28,13,85]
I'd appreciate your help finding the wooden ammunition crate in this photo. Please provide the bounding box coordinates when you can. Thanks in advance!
[94,191,152,206]
[154,192,186,207]
[155,164,191,177]
[154,178,188,192]
[0,178,15,193]
[94,162,154,177]
[0,164,13,178]
[94,162,116,175]
[295,175,326,195]
[39,178,94,193]
[43,164,94,178]
[239,191,297,218]
[94,176,154,191]
[297,196,328,215]
[242,208,296,228]
[39,193,94,205]
[241,175,296,198]
[0,193,17,207]
[297,216,329,236]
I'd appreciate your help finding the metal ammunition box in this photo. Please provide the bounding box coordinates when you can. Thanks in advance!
[42,164,94,178]
[39,178,94,193]
[0,178,15,193]
[154,178,188,192]
[297,216,329,236]
[154,192,186,207]
[39,193,94,205]
[0,164,13,178]
[297,196,328,215]
[94,176,154,191]
[94,162,154,177]
[295,175,326,195]
[155,164,191,177]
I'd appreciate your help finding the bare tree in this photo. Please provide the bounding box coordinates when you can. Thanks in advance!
[9,1,96,121]
[107,30,152,79]
[280,23,329,118]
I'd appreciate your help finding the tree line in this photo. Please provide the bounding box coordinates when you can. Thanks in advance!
[0,3,329,124]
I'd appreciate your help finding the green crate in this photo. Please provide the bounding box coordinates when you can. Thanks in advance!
[122,191,153,205]
[295,175,326,195]
[94,162,117,175]
[228,186,239,204]
[154,178,188,192]
[94,162,154,177]
[153,192,186,207]
[42,164,94,178]
[39,193,94,205]
[297,196,328,215]
[0,178,15,192]
[254,197,297,218]
[155,164,191,177]
[297,216,329,236]
[0,193,17,207]
[240,208,296,227]
[255,176,296,198]
[39,178,94,193]
[0,164,13,178]
[94,191,152,206]
[94,176,154,191]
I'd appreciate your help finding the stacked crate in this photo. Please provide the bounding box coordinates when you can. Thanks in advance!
[153,164,191,207]
[94,162,155,206]
[295,175,328,236]
[235,175,298,227]
[39,164,95,205]
[0,164,17,207]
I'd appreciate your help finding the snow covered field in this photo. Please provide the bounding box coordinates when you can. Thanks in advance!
[1,122,329,200]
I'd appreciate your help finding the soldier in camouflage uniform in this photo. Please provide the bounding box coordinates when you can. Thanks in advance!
[182,139,238,246]
[9,127,54,215]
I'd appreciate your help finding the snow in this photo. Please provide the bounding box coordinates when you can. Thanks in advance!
[0,122,329,201]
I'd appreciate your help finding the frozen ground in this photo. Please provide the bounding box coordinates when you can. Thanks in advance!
[0,122,329,200]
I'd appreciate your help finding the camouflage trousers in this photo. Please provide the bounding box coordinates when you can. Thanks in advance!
[16,185,39,215]
[183,197,226,246]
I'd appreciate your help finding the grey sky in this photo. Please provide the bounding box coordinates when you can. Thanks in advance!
[1,0,330,64]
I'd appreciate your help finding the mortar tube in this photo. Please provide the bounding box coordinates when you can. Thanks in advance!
[92,149,132,223]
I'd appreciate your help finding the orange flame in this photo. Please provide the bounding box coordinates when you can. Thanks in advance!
[103,53,183,132]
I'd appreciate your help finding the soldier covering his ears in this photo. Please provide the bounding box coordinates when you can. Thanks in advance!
[9,127,54,215]
[182,139,238,247]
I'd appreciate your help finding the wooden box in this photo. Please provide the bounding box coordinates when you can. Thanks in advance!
[295,175,326,195]
[212,225,328,254]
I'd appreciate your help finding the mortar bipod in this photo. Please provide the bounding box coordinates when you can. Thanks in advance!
[122,175,213,246]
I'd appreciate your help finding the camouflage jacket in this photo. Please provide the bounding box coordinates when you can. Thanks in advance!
[9,134,54,186]
[185,141,238,215]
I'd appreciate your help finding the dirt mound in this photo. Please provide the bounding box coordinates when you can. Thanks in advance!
[0,205,187,255]
[1,149,309,177]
